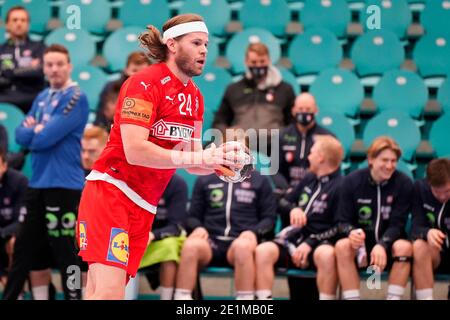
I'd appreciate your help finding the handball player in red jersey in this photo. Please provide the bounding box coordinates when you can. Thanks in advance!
[76,14,243,299]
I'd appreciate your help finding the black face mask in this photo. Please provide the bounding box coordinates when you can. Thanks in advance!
[295,112,315,126]
[249,66,269,80]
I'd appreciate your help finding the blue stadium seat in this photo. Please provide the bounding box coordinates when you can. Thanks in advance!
[309,68,364,118]
[421,0,450,37]
[2,0,51,34]
[59,0,111,35]
[0,103,24,153]
[44,28,96,68]
[194,66,232,113]
[288,28,343,76]
[373,69,428,119]
[413,34,450,78]
[363,110,421,162]
[437,77,450,115]
[361,0,412,39]
[351,29,405,77]
[300,0,351,38]
[178,0,231,37]
[317,111,356,158]
[103,27,143,72]
[239,0,291,37]
[72,65,109,111]
[225,28,281,74]
[118,0,170,29]
[429,114,450,157]
[278,66,301,95]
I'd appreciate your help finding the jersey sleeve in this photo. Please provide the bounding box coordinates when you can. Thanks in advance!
[118,77,159,130]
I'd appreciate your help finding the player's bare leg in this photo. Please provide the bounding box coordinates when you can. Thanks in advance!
[335,238,360,299]
[255,242,279,299]
[313,244,338,299]
[85,263,126,300]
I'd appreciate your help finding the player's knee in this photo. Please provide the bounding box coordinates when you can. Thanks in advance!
[255,243,277,267]
[314,245,336,269]
[335,238,352,258]
[180,238,205,260]
[232,239,255,261]
[392,239,412,257]
[413,239,430,260]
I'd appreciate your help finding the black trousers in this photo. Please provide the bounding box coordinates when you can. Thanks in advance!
[2,188,83,300]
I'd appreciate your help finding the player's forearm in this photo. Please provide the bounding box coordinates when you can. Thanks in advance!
[124,139,204,169]
[186,167,214,175]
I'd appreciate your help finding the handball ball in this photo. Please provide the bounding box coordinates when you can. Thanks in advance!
[215,141,255,183]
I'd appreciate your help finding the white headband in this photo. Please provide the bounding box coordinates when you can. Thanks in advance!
[162,21,209,44]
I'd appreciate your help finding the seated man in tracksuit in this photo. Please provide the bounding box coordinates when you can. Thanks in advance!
[137,173,189,300]
[411,158,450,300]
[254,135,344,300]
[173,163,276,300]
[335,136,414,300]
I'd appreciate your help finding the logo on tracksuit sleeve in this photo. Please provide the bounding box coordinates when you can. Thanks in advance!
[107,228,129,266]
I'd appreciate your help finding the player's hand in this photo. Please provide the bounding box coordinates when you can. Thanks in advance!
[190,227,209,240]
[238,230,257,246]
[370,244,387,272]
[23,116,36,128]
[349,229,366,250]
[147,232,155,245]
[291,242,312,269]
[290,207,307,228]
[201,142,245,170]
[427,228,446,250]
[34,124,45,133]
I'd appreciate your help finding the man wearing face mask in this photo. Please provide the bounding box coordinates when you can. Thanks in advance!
[278,93,333,191]
[212,43,295,155]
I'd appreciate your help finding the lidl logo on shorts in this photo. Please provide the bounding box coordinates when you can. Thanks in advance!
[79,221,88,250]
[107,228,129,266]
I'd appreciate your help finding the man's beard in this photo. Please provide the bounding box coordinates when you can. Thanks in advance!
[175,49,202,78]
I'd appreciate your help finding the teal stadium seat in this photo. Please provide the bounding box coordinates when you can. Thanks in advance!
[361,0,412,39]
[437,77,450,114]
[0,26,5,43]
[178,0,231,37]
[175,169,197,199]
[72,65,109,111]
[278,66,301,95]
[300,0,351,38]
[413,34,450,78]
[2,0,51,34]
[288,28,343,76]
[118,0,170,29]
[103,27,143,72]
[309,68,364,118]
[373,70,428,119]
[351,29,404,77]
[363,110,421,162]
[59,0,111,35]
[194,65,232,113]
[421,0,450,37]
[225,28,281,74]
[239,0,291,37]
[205,37,219,66]
[0,103,25,153]
[429,114,450,157]
[44,28,96,68]
[317,111,356,158]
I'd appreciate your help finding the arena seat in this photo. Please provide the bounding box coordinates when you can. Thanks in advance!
[45,28,96,68]
[59,0,111,35]
[373,69,428,120]
[278,66,301,95]
[309,68,364,119]
[429,114,450,157]
[102,27,143,72]
[194,65,232,113]
[300,0,351,39]
[413,34,450,79]
[437,77,450,115]
[362,110,421,162]
[118,0,170,30]
[72,65,109,111]
[420,0,450,37]
[317,111,356,158]
[225,28,281,74]
[0,103,24,153]
[239,0,291,38]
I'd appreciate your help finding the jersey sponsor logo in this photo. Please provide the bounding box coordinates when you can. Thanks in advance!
[151,119,194,142]
[165,95,175,104]
[78,221,88,250]
[121,97,153,123]
[358,206,373,225]
[107,228,129,266]
[140,81,151,90]
[161,76,171,85]
[285,151,294,163]
[426,212,436,227]
[210,189,224,208]
[299,193,309,207]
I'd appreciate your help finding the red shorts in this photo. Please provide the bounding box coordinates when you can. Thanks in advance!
[76,180,155,277]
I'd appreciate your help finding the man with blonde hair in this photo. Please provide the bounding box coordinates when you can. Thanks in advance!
[81,126,108,174]
[254,135,344,300]
[335,136,414,300]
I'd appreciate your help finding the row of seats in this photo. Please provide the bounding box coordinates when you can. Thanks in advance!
[1,0,449,40]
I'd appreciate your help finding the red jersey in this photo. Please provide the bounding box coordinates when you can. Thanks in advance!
[88,63,204,214]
